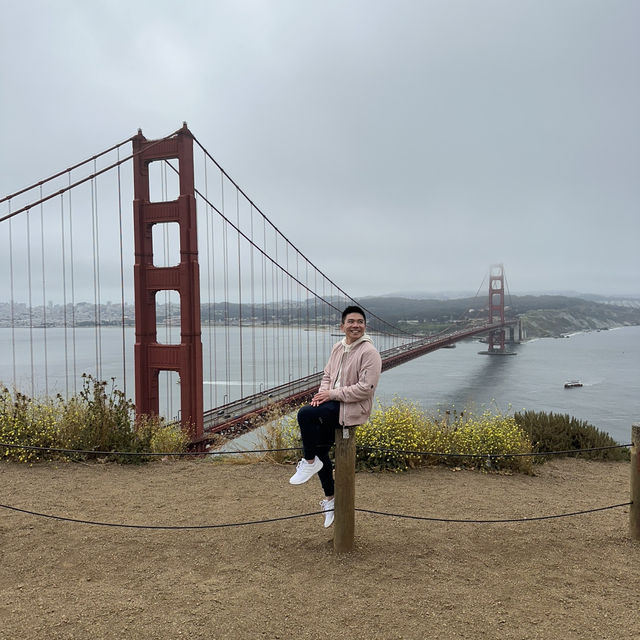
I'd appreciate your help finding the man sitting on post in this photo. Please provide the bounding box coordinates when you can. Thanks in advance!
[289,305,382,528]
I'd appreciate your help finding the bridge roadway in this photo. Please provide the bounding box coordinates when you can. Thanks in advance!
[198,319,517,440]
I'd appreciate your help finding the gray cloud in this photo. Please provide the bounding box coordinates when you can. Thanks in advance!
[1,0,638,299]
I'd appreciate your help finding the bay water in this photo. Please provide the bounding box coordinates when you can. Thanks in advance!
[376,325,639,445]
[0,324,637,445]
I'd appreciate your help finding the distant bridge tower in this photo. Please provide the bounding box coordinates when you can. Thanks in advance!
[132,124,204,442]
[488,263,506,353]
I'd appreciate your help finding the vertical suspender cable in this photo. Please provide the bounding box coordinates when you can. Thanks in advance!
[68,173,77,393]
[39,186,49,396]
[8,207,17,388]
[91,176,99,376]
[203,153,214,410]
[221,174,230,403]
[314,269,318,371]
[116,149,127,399]
[90,171,100,378]
[282,241,287,383]
[286,246,291,381]
[262,216,268,390]
[297,253,302,381]
[273,229,279,386]
[60,194,69,398]
[26,209,34,396]
[302,262,311,374]
[94,162,103,378]
[236,189,243,398]
[211,168,219,408]
[250,203,256,395]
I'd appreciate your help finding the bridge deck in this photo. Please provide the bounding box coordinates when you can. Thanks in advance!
[197,320,517,442]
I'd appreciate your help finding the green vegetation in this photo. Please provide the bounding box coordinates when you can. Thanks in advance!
[2,384,629,469]
[261,400,630,474]
[261,400,533,474]
[0,374,188,463]
[356,400,533,473]
[514,410,629,461]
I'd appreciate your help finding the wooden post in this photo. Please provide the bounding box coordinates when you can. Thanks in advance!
[334,426,356,553]
[631,424,640,541]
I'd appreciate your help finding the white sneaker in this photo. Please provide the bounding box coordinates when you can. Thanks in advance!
[320,497,335,528]
[289,457,323,485]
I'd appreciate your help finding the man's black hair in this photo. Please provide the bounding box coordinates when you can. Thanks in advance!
[341,305,366,324]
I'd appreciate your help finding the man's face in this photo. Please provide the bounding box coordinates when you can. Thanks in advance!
[341,312,366,344]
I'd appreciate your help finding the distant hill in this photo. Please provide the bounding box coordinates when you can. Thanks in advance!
[358,294,640,338]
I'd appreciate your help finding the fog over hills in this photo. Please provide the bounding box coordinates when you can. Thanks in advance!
[378,290,640,307]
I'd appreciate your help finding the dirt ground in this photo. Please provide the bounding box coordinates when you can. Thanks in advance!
[1,456,637,640]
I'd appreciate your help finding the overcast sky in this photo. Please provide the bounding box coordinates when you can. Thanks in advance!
[1,0,638,298]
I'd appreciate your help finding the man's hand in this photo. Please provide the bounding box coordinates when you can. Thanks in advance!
[310,390,332,406]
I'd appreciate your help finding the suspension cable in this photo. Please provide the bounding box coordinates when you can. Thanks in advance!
[0,136,132,205]
[0,129,184,223]
[190,135,417,340]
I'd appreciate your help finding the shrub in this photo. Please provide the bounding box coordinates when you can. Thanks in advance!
[0,387,60,463]
[256,402,303,464]
[445,411,533,473]
[145,417,190,455]
[356,399,430,471]
[76,374,137,453]
[356,399,533,473]
[514,410,629,462]
[0,376,189,463]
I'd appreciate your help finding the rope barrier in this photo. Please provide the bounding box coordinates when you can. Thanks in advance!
[0,500,630,531]
[0,502,324,529]
[356,503,632,524]
[0,442,301,457]
[1,442,632,530]
[0,441,630,459]
[357,443,632,458]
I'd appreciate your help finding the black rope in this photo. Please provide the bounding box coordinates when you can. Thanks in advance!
[0,441,631,459]
[0,500,630,531]
[356,502,632,524]
[0,442,302,457]
[358,443,632,458]
[0,502,325,529]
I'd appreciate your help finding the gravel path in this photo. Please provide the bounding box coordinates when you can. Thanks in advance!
[1,457,637,639]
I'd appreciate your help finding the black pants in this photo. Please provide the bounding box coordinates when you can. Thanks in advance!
[297,401,340,497]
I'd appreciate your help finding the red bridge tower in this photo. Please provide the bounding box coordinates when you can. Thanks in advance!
[132,124,204,442]
[488,263,506,353]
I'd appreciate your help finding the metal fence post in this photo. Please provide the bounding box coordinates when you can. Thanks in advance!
[334,426,356,553]
[631,424,640,541]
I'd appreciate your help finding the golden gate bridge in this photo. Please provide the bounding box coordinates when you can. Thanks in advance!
[0,124,520,447]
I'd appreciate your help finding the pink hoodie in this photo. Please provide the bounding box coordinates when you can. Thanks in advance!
[320,335,382,426]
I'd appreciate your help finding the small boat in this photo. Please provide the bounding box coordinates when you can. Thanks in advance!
[564,380,583,389]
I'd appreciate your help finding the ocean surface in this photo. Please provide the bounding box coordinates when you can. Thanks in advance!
[1,324,638,445]
[376,325,640,445]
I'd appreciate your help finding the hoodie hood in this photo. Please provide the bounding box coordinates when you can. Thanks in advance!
[341,333,374,351]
